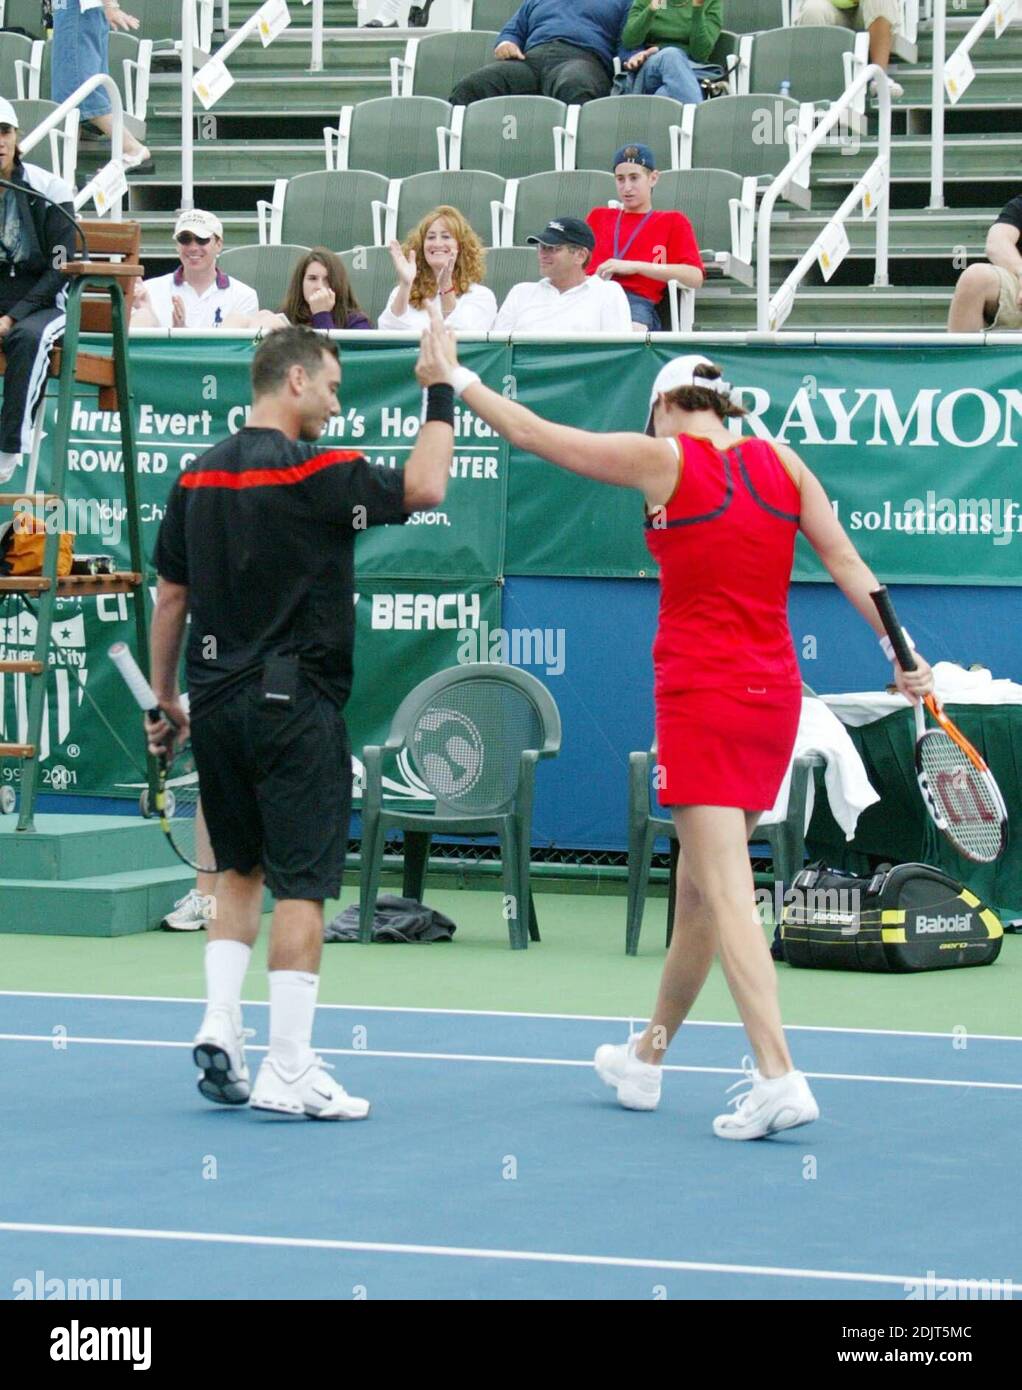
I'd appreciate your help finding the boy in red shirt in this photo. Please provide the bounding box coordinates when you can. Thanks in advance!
[587,143,704,330]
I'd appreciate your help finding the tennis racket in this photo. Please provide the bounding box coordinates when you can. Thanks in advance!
[109,642,217,873]
[871,587,1008,863]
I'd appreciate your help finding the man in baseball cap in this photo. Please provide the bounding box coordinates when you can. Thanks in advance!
[0,94,78,482]
[586,143,704,331]
[131,209,258,330]
[492,216,631,334]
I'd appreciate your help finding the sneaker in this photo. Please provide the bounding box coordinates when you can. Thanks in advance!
[594,1035,662,1111]
[870,77,904,100]
[0,451,22,484]
[250,1055,370,1120]
[161,888,209,931]
[713,1057,819,1140]
[192,1007,254,1106]
[122,144,152,171]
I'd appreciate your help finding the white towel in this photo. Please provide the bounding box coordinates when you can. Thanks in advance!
[823,663,1022,728]
[759,696,880,841]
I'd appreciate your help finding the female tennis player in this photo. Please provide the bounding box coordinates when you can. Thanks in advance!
[431,314,934,1139]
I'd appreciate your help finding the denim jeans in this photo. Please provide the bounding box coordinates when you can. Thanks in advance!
[51,0,112,119]
[632,47,720,105]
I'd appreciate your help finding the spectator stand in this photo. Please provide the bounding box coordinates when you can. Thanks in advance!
[390,29,499,97]
[757,64,893,330]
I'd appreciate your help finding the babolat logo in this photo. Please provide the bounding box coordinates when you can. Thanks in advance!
[915,914,972,935]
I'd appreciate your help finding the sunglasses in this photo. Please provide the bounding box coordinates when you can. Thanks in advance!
[176,232,212,247]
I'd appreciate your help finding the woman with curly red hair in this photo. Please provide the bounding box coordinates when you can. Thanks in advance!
[378,205,497,332]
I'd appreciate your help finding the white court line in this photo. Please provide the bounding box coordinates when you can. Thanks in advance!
[0,1220,1017,1293]
[1,1034,1018,1090]
[1,991,1020,1043]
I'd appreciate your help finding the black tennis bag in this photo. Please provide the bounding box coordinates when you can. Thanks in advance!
[779,862,1003,972]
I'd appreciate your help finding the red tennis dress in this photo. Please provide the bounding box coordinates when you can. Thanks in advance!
[644,435,803,810]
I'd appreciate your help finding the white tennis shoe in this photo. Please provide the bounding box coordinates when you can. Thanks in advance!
[192,1007,254,1106]
[594,1035,662,1111]
[713,1057,819,1140]
[162,889,210,931]
[250,1055,370,1120]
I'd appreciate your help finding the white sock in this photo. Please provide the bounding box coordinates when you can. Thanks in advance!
[0,451,22,484]
[268,970,319,1070]
[204,939,252,1023]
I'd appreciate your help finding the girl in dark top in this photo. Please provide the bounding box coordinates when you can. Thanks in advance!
[226,247,372,333]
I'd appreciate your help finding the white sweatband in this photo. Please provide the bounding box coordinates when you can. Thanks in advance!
[879,629,915,662]
[451,367,480,397]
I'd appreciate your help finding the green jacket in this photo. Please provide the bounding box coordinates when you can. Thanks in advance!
[621,0,722,64]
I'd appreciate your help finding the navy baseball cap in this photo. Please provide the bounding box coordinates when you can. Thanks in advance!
[526,217,595,250]
[612,142,657,172]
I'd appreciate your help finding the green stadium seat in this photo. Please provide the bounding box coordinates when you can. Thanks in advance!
[0,0,45,38]
[126,0,213,54]
[339,245,395,324]
[12,98,76,181]
[218,244,311,313]
[391,31,500,100]
[563,95,686,175]
[496,170,617,246]
[325,97,450,180]
[0,30,38,99]
[738,25,867,107]
[485,245,542,311]
[724,0,791,33]
[467,0,519,30]
[653,168,756,286]
[445,96,564,179]
[260,170,391,251]
[387,169,506,246]
[674,94,813,209]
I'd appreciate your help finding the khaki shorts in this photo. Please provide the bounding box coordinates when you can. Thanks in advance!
[795,0,903,29]
[991,265,1022,329]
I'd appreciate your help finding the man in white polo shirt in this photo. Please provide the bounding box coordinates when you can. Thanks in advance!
[130,210,258,329]
[493,217,631,334]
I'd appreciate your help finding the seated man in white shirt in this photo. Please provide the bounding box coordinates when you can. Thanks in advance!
[130,210,258,329]
[493,218,632,334]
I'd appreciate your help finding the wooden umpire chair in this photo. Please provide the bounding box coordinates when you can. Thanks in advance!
[0,220,151,831]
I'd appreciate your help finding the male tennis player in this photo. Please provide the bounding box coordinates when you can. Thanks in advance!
[427,325,934,1140]
[145,322,457,1119]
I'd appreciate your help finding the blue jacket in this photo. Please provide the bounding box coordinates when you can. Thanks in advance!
[497,0,633,74]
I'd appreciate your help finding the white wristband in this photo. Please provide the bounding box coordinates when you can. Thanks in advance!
[450,367,480,397]
[879,629,915,662]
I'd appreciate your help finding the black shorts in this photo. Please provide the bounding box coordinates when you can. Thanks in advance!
[189,676,351,902]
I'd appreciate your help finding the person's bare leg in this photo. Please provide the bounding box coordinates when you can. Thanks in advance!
[673,806,793,1078]
[207,866,262,947]
[867,17,893,69]
[947,264,1001,331]
[268,900,324,973]
[90,112,146,160]
[633,856,717,1064]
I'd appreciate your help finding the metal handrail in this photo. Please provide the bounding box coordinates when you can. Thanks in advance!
[756,65,892,332]
[20,74,126,220]
[929,0,1018,211]
[183,0,325,210]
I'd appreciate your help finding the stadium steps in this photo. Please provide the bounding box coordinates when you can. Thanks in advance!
[692,286,954,331]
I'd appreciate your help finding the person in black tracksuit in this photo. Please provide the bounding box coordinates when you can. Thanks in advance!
[0,99,77,483]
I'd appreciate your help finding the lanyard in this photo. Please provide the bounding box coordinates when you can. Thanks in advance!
[613,209,655,261]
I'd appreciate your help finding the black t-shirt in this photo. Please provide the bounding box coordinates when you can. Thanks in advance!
[995,196,1022,235]
[153,427,407,714]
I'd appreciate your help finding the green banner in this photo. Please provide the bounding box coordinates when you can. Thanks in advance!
[6,336,1022,802]
[505,341,1022,584]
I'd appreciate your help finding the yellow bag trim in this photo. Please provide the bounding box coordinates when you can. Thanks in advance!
[979,908,1004,940]
[881,927,907,943]
[880,909,906,923]
[960,888,981,909]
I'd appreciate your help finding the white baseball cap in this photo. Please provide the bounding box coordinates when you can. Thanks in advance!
[174,208,223,241]
[0,97,19,129]
[645,354,732,432]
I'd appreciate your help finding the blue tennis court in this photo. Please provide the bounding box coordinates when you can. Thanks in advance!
[1,991,1018,1301]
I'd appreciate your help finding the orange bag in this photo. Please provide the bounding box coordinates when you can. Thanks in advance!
[0,515,74,577]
